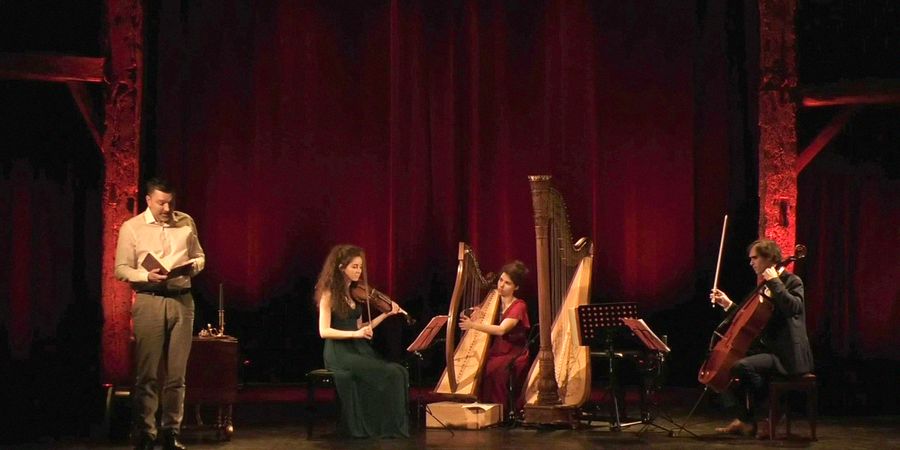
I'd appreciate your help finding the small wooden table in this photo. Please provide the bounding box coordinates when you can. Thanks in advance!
[185,336,239,440]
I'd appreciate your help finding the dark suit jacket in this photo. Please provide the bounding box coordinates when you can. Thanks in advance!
[761,271,815,375]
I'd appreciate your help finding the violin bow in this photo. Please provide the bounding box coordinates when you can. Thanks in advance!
[361,254,374,331]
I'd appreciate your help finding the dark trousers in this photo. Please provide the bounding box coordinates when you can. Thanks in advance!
[723,353,785,422]
[132,292,194,438]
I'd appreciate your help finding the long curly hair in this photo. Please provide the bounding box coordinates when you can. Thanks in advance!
[314,244,367,319]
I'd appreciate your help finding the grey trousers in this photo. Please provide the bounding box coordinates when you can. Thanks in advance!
[132,291,194,438]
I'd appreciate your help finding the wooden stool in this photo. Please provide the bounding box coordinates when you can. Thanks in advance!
[306,369,337,439]
[769,373,817,440]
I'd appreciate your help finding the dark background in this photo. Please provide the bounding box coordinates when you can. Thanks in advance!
[1,0,898,442]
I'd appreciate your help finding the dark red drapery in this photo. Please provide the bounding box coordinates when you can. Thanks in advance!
[154,0,709,313]
[2,0,896,366]
[799,152,900,360]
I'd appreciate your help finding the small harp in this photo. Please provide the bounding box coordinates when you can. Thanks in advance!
[433,242,500,399]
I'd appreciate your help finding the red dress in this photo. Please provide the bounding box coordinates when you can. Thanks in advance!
[480,298,531,409]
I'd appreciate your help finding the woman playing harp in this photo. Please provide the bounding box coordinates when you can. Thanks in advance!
[459,261,532,410]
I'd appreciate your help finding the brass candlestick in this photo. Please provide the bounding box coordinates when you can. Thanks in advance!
[218,283,226,336]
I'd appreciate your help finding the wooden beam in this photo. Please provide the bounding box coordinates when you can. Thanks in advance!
[0,52,105,83]
[758,0,798,250]
[759,0,798,252]
[100,0,143,386]
[800,79,900,107]
[795,106,860,174]
[67,82,103,148]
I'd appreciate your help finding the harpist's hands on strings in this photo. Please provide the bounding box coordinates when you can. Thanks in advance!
[459,313,473,331]
[459,306,483,331]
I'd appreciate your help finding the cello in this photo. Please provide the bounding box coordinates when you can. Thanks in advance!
[697,244,807,393]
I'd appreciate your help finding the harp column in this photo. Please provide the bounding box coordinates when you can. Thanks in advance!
[531,176,561,405]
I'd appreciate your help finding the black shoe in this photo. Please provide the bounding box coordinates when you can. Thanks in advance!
[161,430,186,450]
[134,433,155,450]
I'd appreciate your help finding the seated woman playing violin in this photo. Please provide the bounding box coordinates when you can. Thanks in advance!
[709,239,814,439]
[459,260,531,414]
[315,244,409,438]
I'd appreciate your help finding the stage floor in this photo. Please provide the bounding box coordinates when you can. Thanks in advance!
[37,386,900,449]
[46,411,900,449]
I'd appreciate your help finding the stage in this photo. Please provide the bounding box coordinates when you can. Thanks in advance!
[45,406,900,449]
[36,386,900,449]
[2,1,899,449]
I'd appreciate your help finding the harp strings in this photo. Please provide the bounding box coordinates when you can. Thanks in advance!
[548,187,577,318]
[458,249,492,376]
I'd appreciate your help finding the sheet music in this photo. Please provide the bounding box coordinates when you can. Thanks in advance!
[406,315,448,352]
[461,402,498,411]
[621,318,671,353]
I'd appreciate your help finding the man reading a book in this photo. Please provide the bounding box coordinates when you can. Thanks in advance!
[115,177,205,450]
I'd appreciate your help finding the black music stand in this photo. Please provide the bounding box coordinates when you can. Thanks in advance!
[620,318,693,437]
[406,315,454,434]
[576,302,641,431]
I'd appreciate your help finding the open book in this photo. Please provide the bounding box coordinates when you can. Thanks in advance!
[141,253,194,278]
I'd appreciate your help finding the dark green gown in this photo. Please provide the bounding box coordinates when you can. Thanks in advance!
[323,303,410,438]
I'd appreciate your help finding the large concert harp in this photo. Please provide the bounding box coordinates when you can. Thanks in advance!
[523,175,593,425]
[433,242,500,399]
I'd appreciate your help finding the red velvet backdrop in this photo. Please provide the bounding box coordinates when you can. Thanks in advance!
[4,1,900,438]
[154,0,710,313]
[5,0,897,368]
[799,152,900,360]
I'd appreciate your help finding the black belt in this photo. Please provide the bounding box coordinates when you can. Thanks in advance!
[136,288,191,297]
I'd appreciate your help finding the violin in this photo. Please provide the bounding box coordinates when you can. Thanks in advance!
[350,282,416,325]
[697,244,807,392]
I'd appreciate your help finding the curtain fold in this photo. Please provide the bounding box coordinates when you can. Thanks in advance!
[154,0,701,315]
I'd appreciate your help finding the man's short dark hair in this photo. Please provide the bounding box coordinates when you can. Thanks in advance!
[145,177,174,196]
[748,239,782,264]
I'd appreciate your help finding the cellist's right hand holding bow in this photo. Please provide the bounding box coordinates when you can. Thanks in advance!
[710,288,734,310]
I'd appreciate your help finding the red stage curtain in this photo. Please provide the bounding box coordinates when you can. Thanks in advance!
[799,152,900,360]
[153,0,712,314]
[1,162,76,358]
[3,0,896,364]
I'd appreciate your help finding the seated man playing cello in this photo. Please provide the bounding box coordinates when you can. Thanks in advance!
[709,239,814,438]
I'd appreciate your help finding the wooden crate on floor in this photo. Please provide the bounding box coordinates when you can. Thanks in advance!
[425,401,502,430]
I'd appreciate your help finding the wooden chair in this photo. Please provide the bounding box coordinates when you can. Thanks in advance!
[768,373,817,440]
